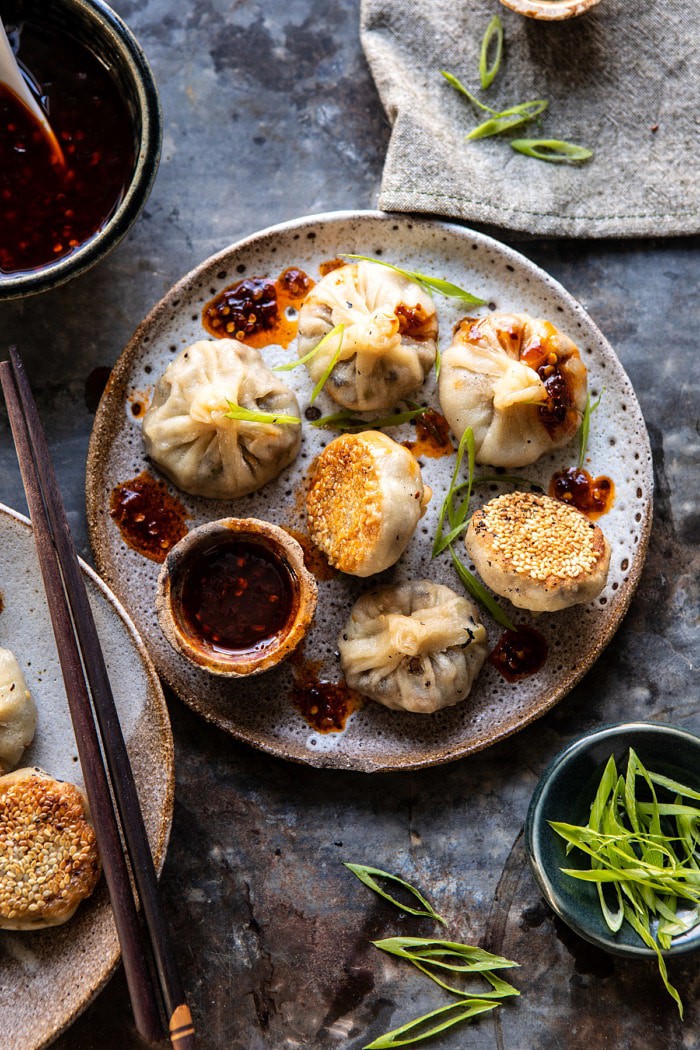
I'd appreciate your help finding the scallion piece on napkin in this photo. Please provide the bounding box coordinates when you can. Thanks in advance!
[479,15,504,90]
[344,863,447,925]
[511,138,593,163]
[467,101,548,141]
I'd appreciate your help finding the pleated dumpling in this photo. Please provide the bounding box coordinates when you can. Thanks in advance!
[339,581,487,713]
[297,261,438,411]
[0,649,37,775]
[438,313,588,467]
[142,339,301,499]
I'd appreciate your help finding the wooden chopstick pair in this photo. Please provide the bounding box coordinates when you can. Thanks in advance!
[0,347,196,1049]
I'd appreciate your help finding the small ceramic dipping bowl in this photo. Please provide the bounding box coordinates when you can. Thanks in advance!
[157,518,318,678]
[0,0,161,300]
[525,722,700,957]
[499,0,601,20]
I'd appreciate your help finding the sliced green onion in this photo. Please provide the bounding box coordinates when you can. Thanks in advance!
[224,401,300,425]
[441,70,501,114]
[343,254,486,307]
[375,936,519,1001]
[344,863,447,925]
[432,427,474,557]
[449,546,515,631]
[479,15,504,90]
[310,323,345,403]
[467,100,548,141]
[364,998,498,1049]
[310,405,429,431]
[511,138,593,163]
[274,321,345,374]
[578,389,603,468]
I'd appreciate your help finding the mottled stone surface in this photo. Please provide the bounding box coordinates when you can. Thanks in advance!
[0,1,698,1048]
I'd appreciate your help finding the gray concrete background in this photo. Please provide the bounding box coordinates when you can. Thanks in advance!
[1,1,698,1047]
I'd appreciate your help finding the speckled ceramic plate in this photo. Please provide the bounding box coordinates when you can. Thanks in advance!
[86,211,652,772]
[0,503,174,1050]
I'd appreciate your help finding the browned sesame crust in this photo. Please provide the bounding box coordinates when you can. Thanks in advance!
[0,769,101,929]
[306,435,382,573]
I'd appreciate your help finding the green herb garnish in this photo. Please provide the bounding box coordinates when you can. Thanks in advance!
[309,323,346,403]
[441,70,500,114]
[344,864,447,925]
[578,389,603,468]
[224,401,300,425]
[364,998,498,1049]
[511,138,593,163]
[550,748,700,1017]
[479,15,504,90]
[449,546,516,632]
[343,254,486,307]
[310,405,429,431]
[432,427,476,557]
[373,938,520,1000]
[441,71,547,140]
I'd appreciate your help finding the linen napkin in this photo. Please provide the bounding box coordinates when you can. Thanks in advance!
[360,0,700,237]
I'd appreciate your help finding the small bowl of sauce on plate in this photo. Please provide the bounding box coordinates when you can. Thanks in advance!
[157,519,318,677]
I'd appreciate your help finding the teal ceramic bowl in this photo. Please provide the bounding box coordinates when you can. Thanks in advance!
[525,722,700,957]
[0,0,161,300]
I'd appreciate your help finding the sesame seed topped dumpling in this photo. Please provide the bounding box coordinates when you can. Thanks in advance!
[465,491,611,613]
[306,431,431,577]
[0,768,101,930]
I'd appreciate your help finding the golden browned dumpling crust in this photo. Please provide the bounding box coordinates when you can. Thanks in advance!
[466,491,610,612]
[0,768,101,930]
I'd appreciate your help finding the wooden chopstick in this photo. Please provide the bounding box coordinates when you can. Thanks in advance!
[0,350,196,1049]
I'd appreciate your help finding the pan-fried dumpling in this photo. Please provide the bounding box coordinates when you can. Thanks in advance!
[297,261,438,411]
[438,313,587,467]
[0,649,37,775]
[143,339,301,499]
[306,431,431,577]
[339,581,487,713]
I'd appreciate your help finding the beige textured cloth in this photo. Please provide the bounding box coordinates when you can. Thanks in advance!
[361,0,700,237]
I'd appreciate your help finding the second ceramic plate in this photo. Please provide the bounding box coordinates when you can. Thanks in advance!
[86,211,652,771]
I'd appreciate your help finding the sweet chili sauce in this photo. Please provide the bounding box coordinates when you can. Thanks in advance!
[0,20,135,277]
[202,267,314,349]
[549,466,615,520]
[489,626,548,683]
[179,540,295,654]
[109,472,188,563]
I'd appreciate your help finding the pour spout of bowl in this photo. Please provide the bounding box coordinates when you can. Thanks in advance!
[0,18,66,168]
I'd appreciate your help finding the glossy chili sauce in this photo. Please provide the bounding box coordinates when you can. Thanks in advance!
[0,21,135,277]
[202,267,314,348]
[489,626,548,682]
[291,657,362,733]
[110,472,188,562]
[180,540,295,654]
[549,466,615,520]
[403,409,453,459]
[520,326,578,437]
[318,257,345,276]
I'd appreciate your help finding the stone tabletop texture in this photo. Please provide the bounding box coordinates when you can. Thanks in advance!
[1,2,698,1048]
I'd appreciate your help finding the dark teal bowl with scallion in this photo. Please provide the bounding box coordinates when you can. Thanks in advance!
[525,722,700,960]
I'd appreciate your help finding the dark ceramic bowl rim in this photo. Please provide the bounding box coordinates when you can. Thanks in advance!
[525,721,700,958]
[0,0,161,301]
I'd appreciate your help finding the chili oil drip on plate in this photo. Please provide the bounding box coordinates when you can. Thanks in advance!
[110,472,188,563]
[549,467,615,520]
[318,257,345,276]
[281,527,336,582]
[0,21,135,277]
[403,409,453,460]
[520,325,578,437]
[489,626,548,683]
[180,540,295,654]
[202,267,314,349]
[291,660,363,734]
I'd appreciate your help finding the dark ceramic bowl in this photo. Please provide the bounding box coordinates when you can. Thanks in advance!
[525,722,700,957]
[0,0,161,300]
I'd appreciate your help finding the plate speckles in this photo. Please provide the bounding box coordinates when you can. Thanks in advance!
[86,211,652,772]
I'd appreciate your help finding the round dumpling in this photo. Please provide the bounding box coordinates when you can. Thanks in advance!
[297,261,438,411]
[306,431,431,577]
[142,339,301,499]
[438,313,587,467]
[0,649,36,775]
[339,581,487,713]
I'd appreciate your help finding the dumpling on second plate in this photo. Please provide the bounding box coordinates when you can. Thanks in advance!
[297,260,438,411]
[306,431,431,577]
[0,649,36,775]
[438,313,588,467]
[339,580,487,713]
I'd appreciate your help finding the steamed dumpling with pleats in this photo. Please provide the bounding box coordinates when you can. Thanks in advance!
[438,313,587,467]
[296,261,438,411]
[339,581,487,713]
[142,339,301,499]
[0,649,36,775]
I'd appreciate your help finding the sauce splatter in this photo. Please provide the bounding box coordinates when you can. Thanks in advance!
[319,257,345,276]
[84,366,111,413]
[0,21,135,277]
[403,410,453,459]
[281,527,336,581]
[395,302,436,340]
[128,388,152,419]
[180,539,295,654]
[109,472,188,562]
[291,667,363,734]
[202,267,314,349]
[550,467,615,520]
[489,626,548,682]
[521,326,579,438]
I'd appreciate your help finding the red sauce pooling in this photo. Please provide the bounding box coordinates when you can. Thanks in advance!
[0,21,135,277]
[109,472,188,563]
[395,302,436,340]
[180,540,294,653]
[403,409,453,460]
[202,267,314,349]
[520,330,577,437]
[549,466,615,520]
[291,670,363,734]
[489,626,548,682]
[319,257,345,276]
